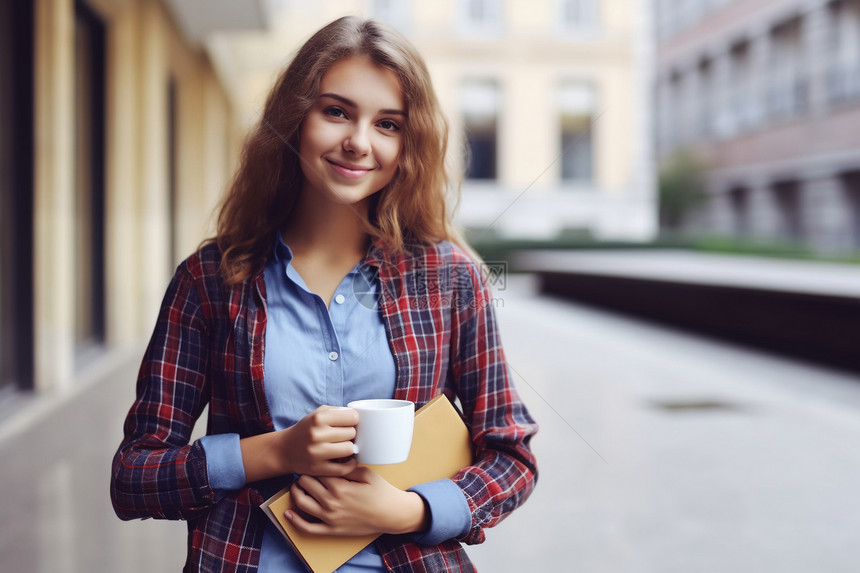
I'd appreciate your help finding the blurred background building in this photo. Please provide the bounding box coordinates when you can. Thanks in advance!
[655,0,860,254]
[0,0,262,399]
[1,0,656,400]
[219,0,657,242]
[401,0,657,242]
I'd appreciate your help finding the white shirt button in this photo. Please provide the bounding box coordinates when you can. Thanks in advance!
[334,294,346,304]
[328,351,339,361]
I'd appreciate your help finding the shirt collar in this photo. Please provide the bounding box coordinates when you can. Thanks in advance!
[272,232,294,265]
[364,237,386,268]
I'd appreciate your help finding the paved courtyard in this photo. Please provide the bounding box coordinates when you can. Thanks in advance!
[2,276,859,572]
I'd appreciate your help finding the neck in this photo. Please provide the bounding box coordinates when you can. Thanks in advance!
[282,190,372,262]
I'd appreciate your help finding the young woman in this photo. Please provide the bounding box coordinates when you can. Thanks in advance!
[110,16,537,572]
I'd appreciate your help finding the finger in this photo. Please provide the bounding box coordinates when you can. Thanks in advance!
[291,481,326,515]
[321,440,358,459]
[317,406,359,427]
[307,441,355,466]
[313,426,356,444]
[295,475,329,498]
[305,423,355,447]
[285,509,336,536]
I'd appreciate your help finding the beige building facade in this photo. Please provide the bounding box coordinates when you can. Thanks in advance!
[656,0,860,253]
[0,0,262,397]
[1,0,654,398]
[209,0,657,241]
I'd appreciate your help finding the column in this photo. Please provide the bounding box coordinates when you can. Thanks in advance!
[203,75,232,216]
[34,0,75,391]
[138,0,172,326]
[175,63,207,261]
[105,3,142,345]
[801,173,853,253]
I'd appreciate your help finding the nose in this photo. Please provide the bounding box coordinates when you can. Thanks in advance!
[343,124,371,156]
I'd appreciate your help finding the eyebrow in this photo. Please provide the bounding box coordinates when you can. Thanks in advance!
[319,92,407,116]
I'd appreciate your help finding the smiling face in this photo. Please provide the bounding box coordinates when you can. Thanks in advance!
[297,56,405,212]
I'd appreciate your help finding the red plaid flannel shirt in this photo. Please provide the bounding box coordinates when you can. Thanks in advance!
[110,239,538,572]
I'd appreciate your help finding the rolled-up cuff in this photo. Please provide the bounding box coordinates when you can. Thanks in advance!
[409,479,471,546]
[199,433,246,494]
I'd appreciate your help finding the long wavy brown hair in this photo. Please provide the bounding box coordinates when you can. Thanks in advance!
[211,16,467,285]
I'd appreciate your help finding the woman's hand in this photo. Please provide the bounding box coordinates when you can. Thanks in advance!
[240,406,358,482]
[286,467,429,537]
[278,406,360,476]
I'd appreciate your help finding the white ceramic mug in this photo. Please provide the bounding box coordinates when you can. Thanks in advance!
[347,399,415,465]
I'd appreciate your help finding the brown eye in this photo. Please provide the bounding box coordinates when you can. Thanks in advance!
[377,119,400,132]
[324,106,347,119]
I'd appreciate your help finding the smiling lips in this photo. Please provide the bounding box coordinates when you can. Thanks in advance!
[326,158,373,179]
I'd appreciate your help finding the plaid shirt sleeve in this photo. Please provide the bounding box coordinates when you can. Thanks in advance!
[110,258,217,521]
[376,243,538,571]
[447,249,539,546]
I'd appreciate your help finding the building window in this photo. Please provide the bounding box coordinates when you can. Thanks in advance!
[697,57,713,139]
[658,0,680,38]
[677,68,696,144]
[667,69,683,148]
[368,0,411,31]
[728,40,754,133]
[559,0,599,31]
[461,80,500,180]
[73,1,106,353]
[558,82,596,183]
[459,0,503,34]
[768,17,807,118]
[657,74,673,153]
[828,0,860,103]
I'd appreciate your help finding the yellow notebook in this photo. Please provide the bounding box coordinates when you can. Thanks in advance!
[260,394,473,573]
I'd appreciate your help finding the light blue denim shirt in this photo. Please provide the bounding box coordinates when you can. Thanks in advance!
[201,236,470,571]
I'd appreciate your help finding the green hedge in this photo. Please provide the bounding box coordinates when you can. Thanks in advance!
[465,231,860,268]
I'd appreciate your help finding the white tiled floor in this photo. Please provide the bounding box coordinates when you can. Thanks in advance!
[2,277,860,572]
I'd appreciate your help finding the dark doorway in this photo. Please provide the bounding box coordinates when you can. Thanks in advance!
[844,171,860,250]
[73,0,107,358]
[728,186,750,237]
[773,180,804,242]
[0,0,35,393]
